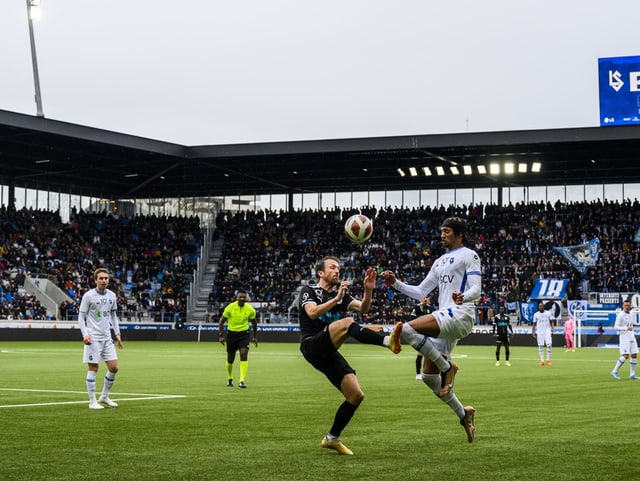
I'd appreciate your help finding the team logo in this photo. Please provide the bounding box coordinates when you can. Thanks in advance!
[609,70,624,92]
[568,300,587,320]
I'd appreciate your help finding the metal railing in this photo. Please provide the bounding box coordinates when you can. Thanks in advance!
[186,226,214,322]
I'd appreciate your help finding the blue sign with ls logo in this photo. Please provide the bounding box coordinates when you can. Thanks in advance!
[599,55,640,126]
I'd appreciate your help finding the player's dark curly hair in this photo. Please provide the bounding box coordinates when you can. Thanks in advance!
[441,217,469,243]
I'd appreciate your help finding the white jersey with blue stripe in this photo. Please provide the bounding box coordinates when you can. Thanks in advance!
[393,245,482,308]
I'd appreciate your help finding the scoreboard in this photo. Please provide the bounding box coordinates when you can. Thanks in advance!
[598,55,640,126]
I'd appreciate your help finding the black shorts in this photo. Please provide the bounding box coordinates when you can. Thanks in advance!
[226,330,251,353]
[300,327,355,390]
[496,334,510,345]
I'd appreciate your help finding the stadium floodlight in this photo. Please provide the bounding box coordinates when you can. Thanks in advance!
[450,166,460,175]
[397,168,406,177]
[518,163,528,173]
[477,165,487,174]
[463,165,472,175]
[422,166,432,176]
[435,166,445,176]
[409,167,418,177]
[532,162,542,172]
[26,0,44,117]
[489,163,500,175]
[504,162,515,174]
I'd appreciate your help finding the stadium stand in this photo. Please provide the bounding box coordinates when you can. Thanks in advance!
[0,204,202,321]
[1,198,638,325]
[208,198,640,324]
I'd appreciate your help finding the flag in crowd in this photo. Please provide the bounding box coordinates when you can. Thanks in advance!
[553,238,600,274]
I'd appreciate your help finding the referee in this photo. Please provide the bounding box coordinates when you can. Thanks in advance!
[218,290,258,388]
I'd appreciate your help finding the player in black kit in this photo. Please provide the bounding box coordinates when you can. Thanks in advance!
[492,305,513,366]
[412,295,434,379]
[298,256,402,456]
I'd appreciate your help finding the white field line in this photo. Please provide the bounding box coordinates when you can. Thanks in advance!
[0,388,185,409]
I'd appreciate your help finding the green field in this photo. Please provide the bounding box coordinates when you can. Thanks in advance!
[1,341,637,481]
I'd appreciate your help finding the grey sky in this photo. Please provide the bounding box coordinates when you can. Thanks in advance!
[2,0,639,145]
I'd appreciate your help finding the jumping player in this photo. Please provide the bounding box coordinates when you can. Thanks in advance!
[381,216,480,443]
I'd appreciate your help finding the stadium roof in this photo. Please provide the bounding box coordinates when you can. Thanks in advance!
[1,108,639,199]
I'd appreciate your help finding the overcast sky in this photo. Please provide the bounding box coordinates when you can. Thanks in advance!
[2,0,639,145]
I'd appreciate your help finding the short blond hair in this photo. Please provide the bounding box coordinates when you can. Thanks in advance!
[94,268,109,280]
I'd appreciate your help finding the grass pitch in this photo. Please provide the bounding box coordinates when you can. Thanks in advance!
[0,340,637,481]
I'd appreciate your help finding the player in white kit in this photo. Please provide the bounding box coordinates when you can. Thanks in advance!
[610,299,639,380]
[78,268,123,409]
[382,217,481,443]
[532,302,554,366]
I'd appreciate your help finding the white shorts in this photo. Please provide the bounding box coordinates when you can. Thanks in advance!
[619,337,639,356]
[83,338,118,364]
[432,337,457,359]
[432,304,475,341]
[536,330,552,347]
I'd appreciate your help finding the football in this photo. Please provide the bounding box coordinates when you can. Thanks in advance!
[344,214,373,243]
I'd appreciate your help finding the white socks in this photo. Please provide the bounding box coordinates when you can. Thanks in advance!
[100,372,116,399]
[422,373,465,419]
[402,324,450,372]
[86,370,97,402]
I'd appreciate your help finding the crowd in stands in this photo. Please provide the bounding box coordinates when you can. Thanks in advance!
[1,197,639,325]
[209,198,640,324]
[0,205,202,321]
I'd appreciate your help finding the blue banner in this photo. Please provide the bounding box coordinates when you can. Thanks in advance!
[184,324,301,332]
[519,302,537,324]
[120,323,172,330]
[553,238,600,274]
[599,55,640,126]
[530,279,569,300]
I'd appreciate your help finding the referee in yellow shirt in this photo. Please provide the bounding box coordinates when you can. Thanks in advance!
[218,290,258,388]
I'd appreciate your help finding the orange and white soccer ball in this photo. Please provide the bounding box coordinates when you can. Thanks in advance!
[344,214,373,243]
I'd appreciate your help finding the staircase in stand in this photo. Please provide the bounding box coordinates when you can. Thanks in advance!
[189,236,224,323]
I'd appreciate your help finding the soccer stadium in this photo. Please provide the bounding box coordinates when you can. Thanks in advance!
[1,111,639,342]
[3,114,640,479]
[2,3,640,481]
